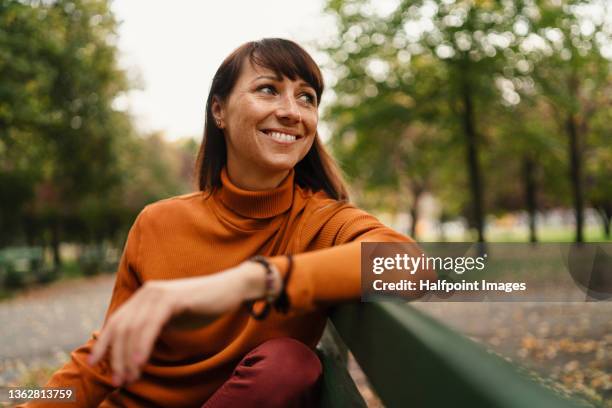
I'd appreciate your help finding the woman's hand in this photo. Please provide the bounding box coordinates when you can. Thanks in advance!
[87,261,277,387]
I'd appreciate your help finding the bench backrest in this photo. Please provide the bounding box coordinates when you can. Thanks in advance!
[326,302,584,408]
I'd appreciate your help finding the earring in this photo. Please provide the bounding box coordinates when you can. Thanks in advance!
[215,119,222,128]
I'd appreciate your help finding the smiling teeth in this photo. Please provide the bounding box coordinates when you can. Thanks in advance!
[268,132,297,142]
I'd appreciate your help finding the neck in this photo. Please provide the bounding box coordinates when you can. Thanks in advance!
[226,161,290,191]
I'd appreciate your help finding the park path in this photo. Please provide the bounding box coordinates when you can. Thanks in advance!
[0,275,115,386]
[1,275,610,406]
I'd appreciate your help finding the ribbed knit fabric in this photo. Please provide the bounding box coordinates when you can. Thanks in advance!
[21,168,413,408]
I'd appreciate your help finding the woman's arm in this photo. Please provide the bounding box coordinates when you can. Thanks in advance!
[266,206,437,311]
[86,260,279,387]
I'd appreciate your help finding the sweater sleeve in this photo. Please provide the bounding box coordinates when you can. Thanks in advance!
[268,206,436,312]
[19,210,146,408]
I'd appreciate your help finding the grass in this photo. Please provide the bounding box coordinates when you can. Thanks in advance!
[421,225,611,243]
[486,226,611,243]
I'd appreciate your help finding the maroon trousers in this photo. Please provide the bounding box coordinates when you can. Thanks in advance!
[202,337,322,408]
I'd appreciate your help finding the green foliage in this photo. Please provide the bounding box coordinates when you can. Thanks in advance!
[0,0,198,264]
[321,0,611,241]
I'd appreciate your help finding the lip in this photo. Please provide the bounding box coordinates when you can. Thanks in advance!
[260,128,302,139]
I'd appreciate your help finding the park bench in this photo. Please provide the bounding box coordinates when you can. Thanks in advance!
[316,302,584,408]
[0,246,48,288]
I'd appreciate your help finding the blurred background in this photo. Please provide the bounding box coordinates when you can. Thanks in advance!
[0,0,610,406]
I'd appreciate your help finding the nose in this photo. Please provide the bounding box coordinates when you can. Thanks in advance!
[275,94,301,124]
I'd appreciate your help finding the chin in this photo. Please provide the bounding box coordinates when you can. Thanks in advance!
[265,161,297,173]
[261,157,300,173]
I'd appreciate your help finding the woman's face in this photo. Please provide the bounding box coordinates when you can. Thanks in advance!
[212,59,318,188]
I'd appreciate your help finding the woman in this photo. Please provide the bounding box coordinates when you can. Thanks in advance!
[22,38,430,407]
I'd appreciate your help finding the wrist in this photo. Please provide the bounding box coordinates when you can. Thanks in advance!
[239,260,281,302]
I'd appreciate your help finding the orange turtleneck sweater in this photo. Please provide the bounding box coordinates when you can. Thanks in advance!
[21,168,413,408]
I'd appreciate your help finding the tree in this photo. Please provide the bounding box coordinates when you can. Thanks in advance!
[1,0,132,268]
[522,0,612,242]
[323,0,519,242]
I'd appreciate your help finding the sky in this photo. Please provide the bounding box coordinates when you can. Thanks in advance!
[111,0,336,141]
[110,1,612,142]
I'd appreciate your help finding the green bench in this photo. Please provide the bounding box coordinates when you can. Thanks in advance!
[0,246,50,288]
[317,302,585,408]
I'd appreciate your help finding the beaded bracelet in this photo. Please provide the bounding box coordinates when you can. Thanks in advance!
[245,254,294,320]
[245,256,276,320]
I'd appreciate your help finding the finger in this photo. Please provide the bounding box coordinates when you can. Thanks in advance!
[125,291,169,382]
[135,303,172,374]
[90,296,132,367]
[111,322,128,387]
[124,302,152,383]
[89,324,113,366]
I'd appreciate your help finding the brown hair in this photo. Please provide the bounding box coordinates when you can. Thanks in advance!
[194,38,349,200]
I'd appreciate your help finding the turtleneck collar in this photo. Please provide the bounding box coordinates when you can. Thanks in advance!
[217,167,295,219]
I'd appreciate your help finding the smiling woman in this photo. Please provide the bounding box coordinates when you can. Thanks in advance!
[210,50,319,190]
[197,39,347,200]
[20,38,435,408]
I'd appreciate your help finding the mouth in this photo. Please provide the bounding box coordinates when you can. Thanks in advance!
[259,129,302,143]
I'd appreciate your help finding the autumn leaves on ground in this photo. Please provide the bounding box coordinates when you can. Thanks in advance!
[1,275,610,408]
[416,303,612,408]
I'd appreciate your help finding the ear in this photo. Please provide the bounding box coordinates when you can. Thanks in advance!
[211,96,225,129]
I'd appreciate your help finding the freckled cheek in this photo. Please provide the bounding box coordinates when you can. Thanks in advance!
[227,118,256,150]
[303,111,318,137]
[243,99,273,120]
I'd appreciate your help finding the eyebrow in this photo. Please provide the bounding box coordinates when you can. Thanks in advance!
[253,75,315,91]
[253,75,282,82]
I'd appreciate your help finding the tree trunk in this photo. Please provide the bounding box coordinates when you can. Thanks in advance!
[566,113,584,243]
[596,204,611,239]
[24,214,36,247]
[523,156,538,243]
[51,218,62,270]
[461,78,485,243]
[409,186,423,240]
[438,212,448,242]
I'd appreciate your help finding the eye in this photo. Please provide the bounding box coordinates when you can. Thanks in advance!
[298,92,316,105]
[256,84,277,95]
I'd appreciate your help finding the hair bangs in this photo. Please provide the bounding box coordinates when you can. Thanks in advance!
[248,39,324,104]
